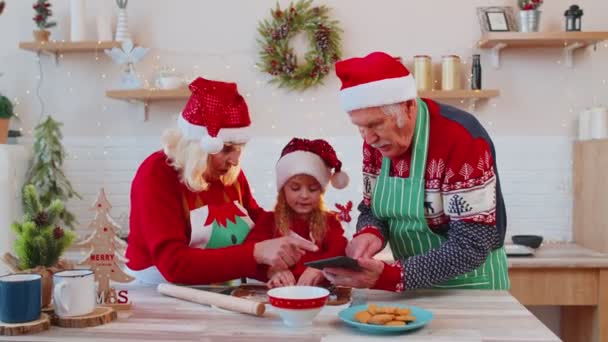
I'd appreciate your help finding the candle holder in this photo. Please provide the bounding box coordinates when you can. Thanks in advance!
[564,5,583,31]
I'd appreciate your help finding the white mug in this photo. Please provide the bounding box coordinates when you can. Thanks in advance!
[53,269,96,317]
[155,76,184,90]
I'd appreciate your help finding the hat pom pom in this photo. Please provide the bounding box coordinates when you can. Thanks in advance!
[201,135,223,154]
[331,171,349,189]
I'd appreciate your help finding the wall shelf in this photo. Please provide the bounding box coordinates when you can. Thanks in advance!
[477,31,608,68]
[419,89,499,100]
[106,88,499,121]
[19,40,121,64]
[106,88,189,121]
[106,88,189,101]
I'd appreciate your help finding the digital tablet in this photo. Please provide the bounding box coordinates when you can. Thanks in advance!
[304,256,362,271]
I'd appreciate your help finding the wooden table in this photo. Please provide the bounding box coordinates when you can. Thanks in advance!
[0,287,558,342]
[508,243,608,342]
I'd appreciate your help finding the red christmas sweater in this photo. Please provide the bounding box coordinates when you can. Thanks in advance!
[126,151,266,285]
[244,211,348,282]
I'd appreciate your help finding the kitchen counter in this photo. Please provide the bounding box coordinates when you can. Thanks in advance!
[508,242,608,268]
[0,286,559,342]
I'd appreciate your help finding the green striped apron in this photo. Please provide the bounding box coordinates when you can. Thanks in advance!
[371,98,509,289]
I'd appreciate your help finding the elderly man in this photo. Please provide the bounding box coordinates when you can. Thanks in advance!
[324,52,509,291]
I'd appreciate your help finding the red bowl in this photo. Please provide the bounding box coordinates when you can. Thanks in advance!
[267,286,329,327]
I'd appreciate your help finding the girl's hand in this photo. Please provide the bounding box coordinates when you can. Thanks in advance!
[267,269,296,288]
[296,267,325,286]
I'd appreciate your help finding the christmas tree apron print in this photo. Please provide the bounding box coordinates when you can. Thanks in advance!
[188,201,253,249]
[371,98,509,290]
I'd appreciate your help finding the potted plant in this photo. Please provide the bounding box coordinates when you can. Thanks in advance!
[9,185,76,308]
[32,0,56,42]
[518,0,543,32]
[0,94,14,144]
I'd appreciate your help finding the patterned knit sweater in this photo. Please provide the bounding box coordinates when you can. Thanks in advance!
[358,99,507,292]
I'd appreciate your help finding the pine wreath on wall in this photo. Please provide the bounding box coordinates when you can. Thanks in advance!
[256,0,342,91]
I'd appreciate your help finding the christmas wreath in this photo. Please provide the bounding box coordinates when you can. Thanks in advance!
[257,0,342,91]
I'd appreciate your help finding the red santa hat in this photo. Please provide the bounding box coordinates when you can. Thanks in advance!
[178,77,251,154]
[335,51,417,112]
[276,138,349,190]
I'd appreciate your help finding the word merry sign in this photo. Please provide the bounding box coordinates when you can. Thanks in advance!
[90,254,115,261]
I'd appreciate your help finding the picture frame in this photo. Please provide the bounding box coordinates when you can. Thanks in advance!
[477,7,517,33]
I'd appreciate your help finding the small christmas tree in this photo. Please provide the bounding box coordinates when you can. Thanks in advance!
[11,185,76,270]
[25,116,81,229]
[77,189,134,307]
[32,0,56,30]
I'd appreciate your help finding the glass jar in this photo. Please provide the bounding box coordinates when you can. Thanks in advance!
[441,55,461,91]
[413,55,432,91]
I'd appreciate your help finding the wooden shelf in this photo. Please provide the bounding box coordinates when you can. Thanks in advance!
[106,88,190,121]
[19,40,121,53]
[477,32,608,68]
[419,89,499,100]
[106,88,498,121]
[478,31,608,49]
[106,88,189,101]
[106,88,498,102]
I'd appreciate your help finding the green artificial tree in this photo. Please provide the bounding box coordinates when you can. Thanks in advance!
[25,116,81,229]
[12,185,76,270]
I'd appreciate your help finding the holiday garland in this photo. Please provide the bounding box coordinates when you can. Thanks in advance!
[257,0,342,91]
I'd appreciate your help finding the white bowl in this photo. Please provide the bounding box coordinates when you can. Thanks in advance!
[267,286,329,327]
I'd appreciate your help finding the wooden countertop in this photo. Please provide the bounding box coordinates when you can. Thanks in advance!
[377,242,608,269]
[0,286,559,342]
[507,243,608,269]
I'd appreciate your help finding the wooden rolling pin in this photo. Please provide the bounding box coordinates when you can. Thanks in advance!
[157,283,265,316]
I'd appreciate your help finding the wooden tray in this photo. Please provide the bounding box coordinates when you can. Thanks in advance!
[231,284,352,306]
[51,306,117,328]
[0,313,50,336]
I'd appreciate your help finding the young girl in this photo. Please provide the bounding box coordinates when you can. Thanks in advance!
[245,138,350,288]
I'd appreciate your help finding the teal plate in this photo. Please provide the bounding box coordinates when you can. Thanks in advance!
[339,304,433,334]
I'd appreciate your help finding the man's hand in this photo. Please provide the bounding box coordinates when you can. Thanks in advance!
[323,258,384,289]
[296,267,325,286]
[267,269,296,288]
[253,236,319,270]
[346,233,383,259]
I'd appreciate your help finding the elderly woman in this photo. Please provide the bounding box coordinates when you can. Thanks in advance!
[324,52,509,291]
[126,78,317,285]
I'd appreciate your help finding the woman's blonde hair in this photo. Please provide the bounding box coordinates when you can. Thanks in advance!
[161,128,241,192]
[274,187,329,244]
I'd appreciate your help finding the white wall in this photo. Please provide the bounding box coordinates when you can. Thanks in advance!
[2,0,604,240]
[2,0,607,335]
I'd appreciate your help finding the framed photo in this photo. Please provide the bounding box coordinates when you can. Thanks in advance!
[477,7,516,32]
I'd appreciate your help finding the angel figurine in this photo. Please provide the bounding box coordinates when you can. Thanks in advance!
[105,39,149,89]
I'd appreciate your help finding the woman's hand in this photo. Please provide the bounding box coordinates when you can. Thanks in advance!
[253,236,319,269]
[296,267,325,286]
[267,269,296,288]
